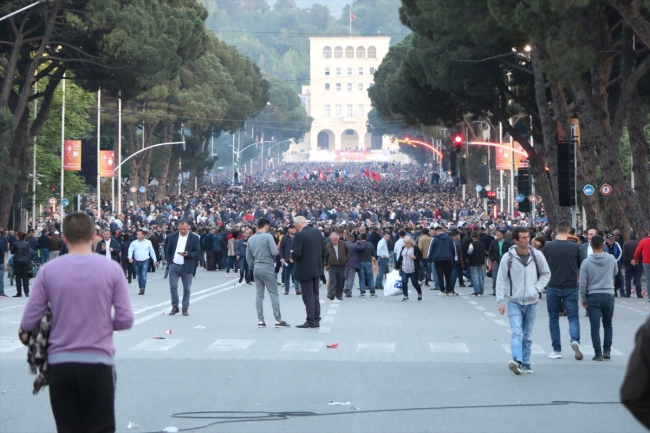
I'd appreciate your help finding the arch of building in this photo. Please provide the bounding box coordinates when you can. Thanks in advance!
[323,46,332,58]
[341,129,360,150]
[317,129,335,150]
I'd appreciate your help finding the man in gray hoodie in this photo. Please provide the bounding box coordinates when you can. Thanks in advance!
[579,235,618,361]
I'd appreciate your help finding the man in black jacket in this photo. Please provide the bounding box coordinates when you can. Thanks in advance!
[38,231,51,263]
[292,217,326,328]
[279,225,301,295]
[467,230,487,296]
[96,229,121,263]
[165,220,201,316]
[488,230,513,296]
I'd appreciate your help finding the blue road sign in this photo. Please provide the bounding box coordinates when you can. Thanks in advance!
[516,194,525,203]
[583,184,595,196]
[61,198,69,207]
[476,185,483,192]
[139,186,146,193]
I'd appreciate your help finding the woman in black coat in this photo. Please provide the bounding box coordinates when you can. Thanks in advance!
[395,236,423,301]
[10,231,31,297]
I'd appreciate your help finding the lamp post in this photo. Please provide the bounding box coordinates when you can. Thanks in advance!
[0,1,46,22]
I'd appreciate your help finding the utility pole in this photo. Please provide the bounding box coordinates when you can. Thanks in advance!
[60,72,65,218]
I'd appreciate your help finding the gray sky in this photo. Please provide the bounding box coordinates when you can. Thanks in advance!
[269,1,349,15]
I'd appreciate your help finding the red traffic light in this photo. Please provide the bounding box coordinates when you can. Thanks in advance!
[51,185,56,192]
[487,191,497,198]
[454,135,463,144]
[453,135,463,153]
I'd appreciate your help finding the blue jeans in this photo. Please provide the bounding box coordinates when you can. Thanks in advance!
[40,248,50,263]
[451,263,462,289]
[430,262,440,289]
[644,264,650,299]
[226,255,239,273]
[133,260,149,288]
[359,262,375,294]
[546,287,580,352]
[240,259,252,283]
[586,293,615,355]
[400,271,422,297]
[0,263,4,295]
[624,263,643,297]
[422,259,431,283]
[507,301,538,364]
[164,261,170,278]
[470,266,484,294]
[283,262,299,292]
[375,257,388,288]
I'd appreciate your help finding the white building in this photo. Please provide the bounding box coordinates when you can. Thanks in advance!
[288,36,406,162]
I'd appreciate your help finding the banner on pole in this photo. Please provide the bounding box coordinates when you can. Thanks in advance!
[99,150,115,177]
[495,146,511,170]
[514,142,528,170]
[63,140,82,171]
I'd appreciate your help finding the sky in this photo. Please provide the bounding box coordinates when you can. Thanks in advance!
[269,0,349,14]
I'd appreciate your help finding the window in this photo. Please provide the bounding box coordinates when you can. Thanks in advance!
[358,83,364,91]
[323,46,332,58]
[324,105,331,117]
[347,104,353,117]
[336,67,341,76]
[345,46,354,58]
[325,83,330,91]
[325,68,330,76]
[357,46,365,58]
[345,129,355,135]
[347,67,352,75]
[357,104,364,117]
[369,67,376,75]
[359,67,364,75]
[336,83,341,91]
[335,104,342,117]
[368,46,377,58]
[334,46,343,58]
[347,83,352,91]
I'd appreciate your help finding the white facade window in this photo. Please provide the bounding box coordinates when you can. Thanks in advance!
[335,104,342,117]
[336,83,341,91]
[370,67,376,75]
[357,46,365,58]
[336,67,341,75]
[334,46,343,58]
[368,46,377,58]
[347,104,353,117]
[359,67,364,75]
[347,67,352,75]
[323,46,332,58]
[325,83,330,91]
[347,83,352,91]
[357,104,364,117]
[325,68,330,76]
[358,83,364,91]
[324,105,331,117]
[345,46,355,58]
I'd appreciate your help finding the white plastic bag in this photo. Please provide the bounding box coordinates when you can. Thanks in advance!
[383,270,403,296]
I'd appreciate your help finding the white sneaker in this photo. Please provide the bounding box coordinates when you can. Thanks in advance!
[508,360,522,375]
[572,342,583,360]
[547,352,562,359]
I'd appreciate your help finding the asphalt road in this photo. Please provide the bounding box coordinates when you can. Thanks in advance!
[1,267,648,433]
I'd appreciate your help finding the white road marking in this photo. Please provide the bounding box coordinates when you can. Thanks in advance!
[130,339,183,351]
[484,312,496,317]
[501,343,545,354]
[131,281,234,315]
[318,327,331,333]
[475,306,486,311]
[429,343,470,354]
[323,317,334,323]
[0,305,25,312]
[206,339,254,351]
[495,319,508,326]
[357,342,395,353]
[468,301,478,305]
[330,304,339,308]
[327,309,337,315]
[0,338,24,353]
[282,341,324,352]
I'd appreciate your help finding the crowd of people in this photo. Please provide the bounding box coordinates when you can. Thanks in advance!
[2,161,649,430]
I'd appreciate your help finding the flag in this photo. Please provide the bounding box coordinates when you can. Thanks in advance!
[370,171,380,182]
[350,12,356,22]
[362,168,369,177]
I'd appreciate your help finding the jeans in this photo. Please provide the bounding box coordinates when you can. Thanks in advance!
[240,259,251,283]
[164,261,170,278]
[422,259,432,283]
[282,262,300,292]
[343,267,357,294]
[400,271,422,297]
[624,263,643,297]
[133,260,149,288]
[225,255,239,273]
[507,301,538,364]
[431,262,440,289]
[644,264,650,297]
[0,263,4,295]
[586,293,615,355]
[40,248,50,263]
[169,263,192,310]
[491,262,500,293]
[470,265,484,294]
[451,263,462,289]
[359,262,375,294]
[375,257,388,288]
[546,287,581,352]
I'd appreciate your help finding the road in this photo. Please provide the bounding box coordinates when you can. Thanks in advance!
[1,268,648,433]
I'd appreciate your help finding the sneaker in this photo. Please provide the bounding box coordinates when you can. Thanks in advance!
[547,352,562,359]
[508,360,522,375]
[571,341,583,361]
[417,294,422,301]
[370,294,378,298]
[450,292,459,296]
[522,364,533,374]
[472,293,479,297]
[284,291,289,295]
[258,320,266,328]
[296,291,302,295]
[439,292,447,296]
[359,294,366,297]
[603,351,611,360]
[336,297,343,301]
[478,294,483,297]
[275,320,290,328]
[593,354,604,361]
[0,294,8,298]
[402,296,409,301]
[327,294,335,300]
[345,293,352,298]
[490,293,496,296]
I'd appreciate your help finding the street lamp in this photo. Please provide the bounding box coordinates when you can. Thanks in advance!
[0,0,47,22]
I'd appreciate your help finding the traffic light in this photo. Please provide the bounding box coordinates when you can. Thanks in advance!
[450,151,458,177]
[487,191,497,199]
[460,157,467,185]
[453,134,463,153]
[478,164,489,187]
[557,140,576,207]
[517,167,531,212]
[25,198,34,211]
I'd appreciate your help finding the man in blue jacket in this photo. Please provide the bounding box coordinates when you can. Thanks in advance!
[203,228,214,270]
[428,226,457,295]
[211,228,226,271]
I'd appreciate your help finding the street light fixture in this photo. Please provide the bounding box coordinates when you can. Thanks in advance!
[0,0,47,22]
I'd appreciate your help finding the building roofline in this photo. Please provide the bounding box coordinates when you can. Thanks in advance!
[309,36,392,41]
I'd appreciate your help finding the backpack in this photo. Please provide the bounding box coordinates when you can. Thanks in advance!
[506,247,540,297]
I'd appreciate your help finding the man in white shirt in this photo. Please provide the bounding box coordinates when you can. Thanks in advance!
[165,220,201,316]
[375,232,391,289]
[128,229,157,295]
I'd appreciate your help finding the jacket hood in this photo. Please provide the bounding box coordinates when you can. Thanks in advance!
[434,232,451,240]
[588,252,611,267]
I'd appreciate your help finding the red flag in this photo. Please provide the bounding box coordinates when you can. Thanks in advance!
[370,171,380,182]
[350,12,356,21]
[362,168,369,177]
[303,174,307,180]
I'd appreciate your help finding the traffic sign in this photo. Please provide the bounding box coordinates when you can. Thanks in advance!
[484,185,491,192]
[476,185,483,192]
[528,194,536,202]
[516,194,525,203]
[583,184,595,196]
[600,184,612,195]
[48,197,57,205]
[138,186,146,193]
[130,186,137,193]
[61,198,69,207]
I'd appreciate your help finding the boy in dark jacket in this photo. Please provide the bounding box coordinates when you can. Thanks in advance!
[467,230,487,296]
[427,227,457,295]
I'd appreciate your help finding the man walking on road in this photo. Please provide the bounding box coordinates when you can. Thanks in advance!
[496,227,551,375]
[428,226,457,295]
[375,232,391,290]
[488,229,512,296]
[128,229,157,295]
[292,216,326,328]
[325,232,348,300]
[543,221,583,360]
[165,220,201,316]
[246,218,289,328]
[579,235,618,361]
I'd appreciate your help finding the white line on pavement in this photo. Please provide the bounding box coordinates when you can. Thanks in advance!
[0,305,25,312]
[131,281,234,315]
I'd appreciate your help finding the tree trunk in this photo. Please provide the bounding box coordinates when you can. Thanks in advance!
[575,145,605,230]
[155,124,173,201]
[0,110,31,228]
[627,94,650,218]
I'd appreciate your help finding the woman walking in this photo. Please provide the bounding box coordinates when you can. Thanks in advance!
[396,236,423,301]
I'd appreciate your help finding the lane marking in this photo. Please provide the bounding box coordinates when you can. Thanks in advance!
[494,319,508,326]
[318,327,331,333]
[429,343,469,354]
[475,306,486,311]
[501,343,545,354]
[206,339,254,351]
[0,305,26,312]
[131,281,234,315]
[484,312,496,317]
[130,338,183,351]
[323,317,334,323]
[357,342,395,353]
[468,301,478,305]
[327,309,337,315]
[282,341,323,352]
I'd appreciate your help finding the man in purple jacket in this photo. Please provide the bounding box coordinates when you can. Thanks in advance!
[21,212,134,433]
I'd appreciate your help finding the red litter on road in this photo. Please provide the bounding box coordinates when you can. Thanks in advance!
[164,330,172,334]
[326,343,338,349]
